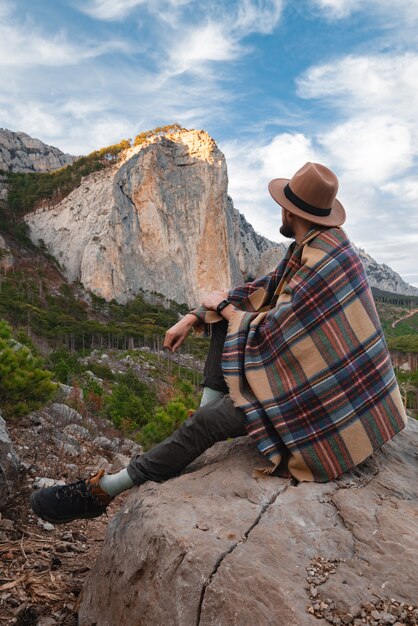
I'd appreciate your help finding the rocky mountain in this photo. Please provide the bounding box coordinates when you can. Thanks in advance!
[0,128,76,173]
[23,130,286,307]
[1,127,415,305]
[356,248,418,296]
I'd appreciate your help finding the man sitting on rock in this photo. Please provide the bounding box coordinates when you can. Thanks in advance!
[30,162,407,524]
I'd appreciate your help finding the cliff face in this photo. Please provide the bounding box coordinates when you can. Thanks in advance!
[22,129,417,306]
[24,131,286,306]
[0,128,76,173]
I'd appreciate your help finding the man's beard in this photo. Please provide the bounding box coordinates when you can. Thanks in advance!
[280,220,295,239]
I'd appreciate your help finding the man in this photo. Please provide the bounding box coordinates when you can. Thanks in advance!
[30,162,407,524]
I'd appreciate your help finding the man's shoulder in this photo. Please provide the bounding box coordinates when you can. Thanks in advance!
[307,227,355,257]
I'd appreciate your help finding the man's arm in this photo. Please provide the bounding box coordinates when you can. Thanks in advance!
[163,313,198,353]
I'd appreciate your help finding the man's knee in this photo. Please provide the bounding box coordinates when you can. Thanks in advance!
[188,395,246,441]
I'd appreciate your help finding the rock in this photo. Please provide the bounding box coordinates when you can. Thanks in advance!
[37,519,55,531]
[80,419,418,626]
[24,130,287,307]
[55,383,83,403]
[48,403,83,426]
[0,411,20,511]
[93,436,115,451]
[63,423,91,440]
[32,477,65,489]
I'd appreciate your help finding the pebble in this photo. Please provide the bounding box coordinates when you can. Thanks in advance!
[32,477,65,489]
[37,519,55,531]
[379,611,396,624]
[310,585,318,598]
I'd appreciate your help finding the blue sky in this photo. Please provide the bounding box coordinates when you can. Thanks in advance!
[1,0,418,286]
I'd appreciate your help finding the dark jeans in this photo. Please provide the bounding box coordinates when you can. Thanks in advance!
[127,321,246,485]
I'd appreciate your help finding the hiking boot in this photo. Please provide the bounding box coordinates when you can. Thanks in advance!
[29,469,114,524]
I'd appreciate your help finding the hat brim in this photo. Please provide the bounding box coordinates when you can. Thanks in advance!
[268,178,346,227]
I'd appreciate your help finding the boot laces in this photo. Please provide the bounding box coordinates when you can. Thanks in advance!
[56,479,94,502]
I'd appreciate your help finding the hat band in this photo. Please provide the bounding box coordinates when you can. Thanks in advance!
[284,184,332,217]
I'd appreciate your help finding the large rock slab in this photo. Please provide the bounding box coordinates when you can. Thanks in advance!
[79,419,418,625]
[0,411,20,511]
[24,130,286,307]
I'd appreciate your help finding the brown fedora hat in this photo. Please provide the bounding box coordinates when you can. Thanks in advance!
[268,162,346,227]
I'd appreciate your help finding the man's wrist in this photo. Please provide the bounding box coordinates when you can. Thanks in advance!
[184,313,198,327]
[216,299,230,315]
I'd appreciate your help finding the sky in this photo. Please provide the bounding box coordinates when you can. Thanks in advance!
[1,0,418,287]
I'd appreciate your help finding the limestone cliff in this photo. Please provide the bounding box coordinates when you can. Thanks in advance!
[24,130,286,306]
[0,128,76,173]
[23,129,417,306]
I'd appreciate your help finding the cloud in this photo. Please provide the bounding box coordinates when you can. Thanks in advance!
[317,116,412,184]
[223,50,418,286]
[222,132,322,238]
[168,22,241,75]
[79,0,190,21]
[164,1,284,76]
[0,6,129,67]
[297,54,418,184]
[311,0,418,23]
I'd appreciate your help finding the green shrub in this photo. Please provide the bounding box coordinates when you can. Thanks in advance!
[105,371,157,429]
[137,400,189,450]
[47,347,82,384]
[0,319,56,418]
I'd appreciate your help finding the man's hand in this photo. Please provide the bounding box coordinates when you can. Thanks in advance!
[163,313,197,353]
[201,290,229,311]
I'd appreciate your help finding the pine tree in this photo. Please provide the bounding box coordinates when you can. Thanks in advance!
[0,320,56,418]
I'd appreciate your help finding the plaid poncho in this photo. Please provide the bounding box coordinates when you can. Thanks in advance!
[193,227,407,482]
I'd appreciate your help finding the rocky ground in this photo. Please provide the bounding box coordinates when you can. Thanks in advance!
[0,402,137,626]
[2,404,418,626]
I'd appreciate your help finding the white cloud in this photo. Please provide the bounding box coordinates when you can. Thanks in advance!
[0,10,129,68]
[80,0,148,20]
[311,0,418,23]
[311,0,362,19]
[79,0,190,21]
[165,1,284,76]
[168,22,241,75]
[318,116,412,184]
[297,54,418,186]
[222,132,322,239]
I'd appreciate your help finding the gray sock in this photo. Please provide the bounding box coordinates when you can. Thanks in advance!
[99,468,134,497]
[200,386,225,407]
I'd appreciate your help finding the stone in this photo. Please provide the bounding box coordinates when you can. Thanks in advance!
[32,477,65,489]
[80,419,418,626]
[64,423,91,440]
[0,411,20,511]
[55,383,83,403]
[37,519,55,531]
[48,403,83,426]
[93,436,115,451]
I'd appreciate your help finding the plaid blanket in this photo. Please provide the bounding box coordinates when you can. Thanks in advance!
[193,227,407,482]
